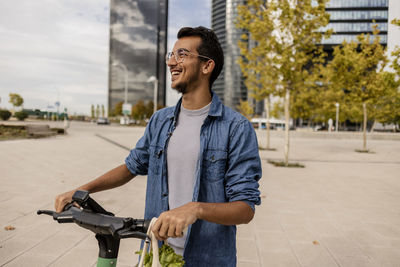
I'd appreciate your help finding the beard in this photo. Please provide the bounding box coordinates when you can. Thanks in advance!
[171,64,202,95]
[173,81,188,94]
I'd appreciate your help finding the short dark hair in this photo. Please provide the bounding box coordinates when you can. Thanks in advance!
[177,26,224,88]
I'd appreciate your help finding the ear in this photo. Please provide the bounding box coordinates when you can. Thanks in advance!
[202,60,215,75]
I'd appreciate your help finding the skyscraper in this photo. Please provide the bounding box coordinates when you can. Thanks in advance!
[212,0,248,111]
[108,0,168,115]
[322,0,388,51]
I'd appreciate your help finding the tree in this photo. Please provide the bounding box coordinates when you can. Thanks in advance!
[114,101,123,116]
[91,104,95,119]
[15,111,28,121]
[0,109,12,121]
[101,105,105,117]
[9,93,24,112]
[145,101,154,119]
[96,105,100,119]
[323,26,388,151]
[236,0,331,166]
[372,72,400,130]
[237,100,254,121]
[131,100,146,121]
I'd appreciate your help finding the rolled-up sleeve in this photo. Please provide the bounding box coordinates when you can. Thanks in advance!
[225,120,262,211]
[125,117,154,176]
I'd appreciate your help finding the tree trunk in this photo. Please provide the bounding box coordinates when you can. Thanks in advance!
[266,95,271,149]
[363,102,367,151]
[370,120,376,133]
[284,90,290,166]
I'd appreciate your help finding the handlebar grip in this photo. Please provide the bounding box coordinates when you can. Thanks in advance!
[37,210,54,216]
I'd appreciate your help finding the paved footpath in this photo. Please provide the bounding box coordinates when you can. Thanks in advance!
[0,121,399,267]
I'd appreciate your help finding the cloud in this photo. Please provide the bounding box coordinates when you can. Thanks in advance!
[0,0,212,113]
[0,0,109,114]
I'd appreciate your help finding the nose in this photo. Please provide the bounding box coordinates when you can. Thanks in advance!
[167,55,177,67]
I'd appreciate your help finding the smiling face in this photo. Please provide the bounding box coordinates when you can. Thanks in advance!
[167,36,205,94]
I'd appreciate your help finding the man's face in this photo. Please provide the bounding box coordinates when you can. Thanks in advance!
[167,36,204,94]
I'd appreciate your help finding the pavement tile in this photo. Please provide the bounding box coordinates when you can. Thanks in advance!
[359,246,400,267]
[1,122,400,266]
[238,260,262,267]
[320,236,368,258]
[237,238,260,263]
[256,231,292,253]
[4,251,56,267]
[290,242,339,267]
[260,250,300,267]
[336,255,377,267]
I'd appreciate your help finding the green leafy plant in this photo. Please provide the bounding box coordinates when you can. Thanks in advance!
[0,109,12,121]
[136,244,185,267]
[14,111,28,121]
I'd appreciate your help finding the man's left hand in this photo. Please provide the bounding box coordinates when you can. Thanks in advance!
[152,202,200,241]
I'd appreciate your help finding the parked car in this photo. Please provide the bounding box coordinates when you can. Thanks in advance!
[97,117,110,125]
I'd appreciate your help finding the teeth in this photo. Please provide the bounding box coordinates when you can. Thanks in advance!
[171,71,180,75]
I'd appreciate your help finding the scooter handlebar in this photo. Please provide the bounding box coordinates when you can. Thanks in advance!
[37,190,150,239]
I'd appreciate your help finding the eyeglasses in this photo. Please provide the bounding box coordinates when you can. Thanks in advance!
[165,48,212,63]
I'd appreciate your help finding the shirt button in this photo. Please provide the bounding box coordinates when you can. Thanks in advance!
[162,193,168,197]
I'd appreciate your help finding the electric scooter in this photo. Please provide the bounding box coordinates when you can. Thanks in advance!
[37,190,150,267]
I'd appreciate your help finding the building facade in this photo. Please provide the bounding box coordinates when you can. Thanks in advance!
[212,0,250,112]
[108,0,168,115]
[322,0,388,48]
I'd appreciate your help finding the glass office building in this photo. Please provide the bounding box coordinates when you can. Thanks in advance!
[322,0,388,46]
[212,0,250,112]
[108,0,168,114]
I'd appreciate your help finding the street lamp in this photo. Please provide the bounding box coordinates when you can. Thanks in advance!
[147,76,158,115]
[335,102,340,132]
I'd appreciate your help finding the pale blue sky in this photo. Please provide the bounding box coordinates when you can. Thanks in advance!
[0,0,210,115]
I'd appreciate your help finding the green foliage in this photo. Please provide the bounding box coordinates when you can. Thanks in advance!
[373,72,400,127]
[131,100,157,121]
[14,111,28,121]
[0,109,12,120]
[136,244,185,267]
[9,93,24,108]
[237,100,254,120]
[91,104,95,119]
[0,125,27,140]
[321,26,389,123]
[114,101,123,116]
[236,0,331,99]
[96,105,100,118]
[131,100,146,120]
[236,0,331,165]
[101,104,105,117]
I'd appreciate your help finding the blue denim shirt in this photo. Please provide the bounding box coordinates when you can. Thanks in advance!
[125,93,261,266]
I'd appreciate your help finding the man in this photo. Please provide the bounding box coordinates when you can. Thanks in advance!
[55,26,261,266]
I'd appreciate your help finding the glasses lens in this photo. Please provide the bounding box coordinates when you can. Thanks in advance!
[165,52,172,63]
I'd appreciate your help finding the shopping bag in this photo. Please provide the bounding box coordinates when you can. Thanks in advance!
[138,217,161,267]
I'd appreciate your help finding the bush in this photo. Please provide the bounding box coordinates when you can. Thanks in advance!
[14,111,28,121]
[0,109,12,121]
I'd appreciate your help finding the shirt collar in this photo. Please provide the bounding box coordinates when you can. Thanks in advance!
[168,91,223,120]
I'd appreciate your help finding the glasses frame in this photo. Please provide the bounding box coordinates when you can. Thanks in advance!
[165,48,213,64]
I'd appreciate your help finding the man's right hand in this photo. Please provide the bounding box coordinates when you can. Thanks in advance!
[55,190,76,213]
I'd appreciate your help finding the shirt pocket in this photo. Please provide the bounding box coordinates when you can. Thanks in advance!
[202,149,228,182]
[148,145,163,175]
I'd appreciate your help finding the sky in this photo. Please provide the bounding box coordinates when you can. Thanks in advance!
[0,0,210,115]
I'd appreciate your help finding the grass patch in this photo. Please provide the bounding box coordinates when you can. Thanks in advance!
[267,159,305,168]
[259,146,277,151]
[0,125,28,141]
[355,149,375,154]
